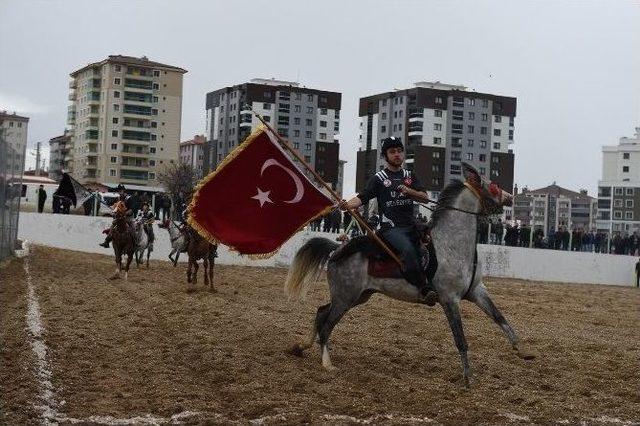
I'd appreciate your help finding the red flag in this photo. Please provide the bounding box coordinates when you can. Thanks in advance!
[188,127,334,256]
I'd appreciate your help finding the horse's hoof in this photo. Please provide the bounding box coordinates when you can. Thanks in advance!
[323,364,338,372]
[109,274,120,280]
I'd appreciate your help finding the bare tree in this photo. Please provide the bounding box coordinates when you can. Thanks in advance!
[157,163,198,214]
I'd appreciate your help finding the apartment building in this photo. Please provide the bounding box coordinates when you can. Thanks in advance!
[0,111,29,174]
[48,130,72,180]
[179,135,205,179]
[67,55,186,187]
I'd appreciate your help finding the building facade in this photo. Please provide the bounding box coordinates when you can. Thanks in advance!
[513,184,597,235]
[0,111,29,174]
[356,81,516,201]
[48,130,72,180]
[179,135,205,179]
[597,127,640,234]
[66,55,186,187]
[204,78,343,192]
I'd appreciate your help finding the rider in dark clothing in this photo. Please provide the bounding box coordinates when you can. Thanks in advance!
[99,184,134,248]
[136,202,155,249]
[339,137,437,306]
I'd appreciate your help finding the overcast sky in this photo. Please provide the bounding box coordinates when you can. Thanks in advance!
[1,0,638,196]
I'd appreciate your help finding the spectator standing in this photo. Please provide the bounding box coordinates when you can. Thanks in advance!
[37,184,47,213]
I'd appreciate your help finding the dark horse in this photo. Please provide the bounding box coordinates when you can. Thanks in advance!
[285,162,535,387]
[110,207,136,280]
[185,227,218,291]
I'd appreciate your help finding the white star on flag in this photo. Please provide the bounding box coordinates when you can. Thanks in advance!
[251,187,273,208]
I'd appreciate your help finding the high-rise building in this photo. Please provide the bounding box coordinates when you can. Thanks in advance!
[67,55,186,188]
[179,135,206,179]
[0,111,29,174]
[597,127,640,234]
[356,81,516,200]
[48,130,72,180]
[513,184,597,235]
[204,78,343,191]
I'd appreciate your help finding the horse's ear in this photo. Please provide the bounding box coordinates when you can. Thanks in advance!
[462,162,481,185]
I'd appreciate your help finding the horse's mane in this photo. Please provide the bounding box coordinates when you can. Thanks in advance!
[428,180,467,227]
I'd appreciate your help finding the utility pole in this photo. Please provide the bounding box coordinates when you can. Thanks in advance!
[35,141,41,176]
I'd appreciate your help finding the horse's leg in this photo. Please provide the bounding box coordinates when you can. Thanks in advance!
[208,249,215,291]
[187,258,193,283]
[146,247,150,268]
[174,250,180,267]
[441,300,471,388]
[192,260,199,285]
[124,251,134,280]
[203,257,209,288]
[317,300,357,371]
[467,285,536,360]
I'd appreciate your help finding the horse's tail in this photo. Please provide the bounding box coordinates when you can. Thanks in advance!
[285,237,339,300]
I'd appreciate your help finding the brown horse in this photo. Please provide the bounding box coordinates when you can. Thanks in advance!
[110,211,136,280]
[186,227,217,291]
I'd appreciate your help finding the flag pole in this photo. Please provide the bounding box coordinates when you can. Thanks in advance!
[249,108,403,267]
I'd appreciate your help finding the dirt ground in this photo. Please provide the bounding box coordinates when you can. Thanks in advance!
[1,246,639,425]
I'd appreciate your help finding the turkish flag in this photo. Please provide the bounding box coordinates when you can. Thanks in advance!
[188,127,335,256]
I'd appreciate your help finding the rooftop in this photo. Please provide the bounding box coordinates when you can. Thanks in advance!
[181,135,206,146]
[414,81,468,91]
[518,184,594,201]
[0,111,30,122]
[250,78,299,87]
[71,55,187,77]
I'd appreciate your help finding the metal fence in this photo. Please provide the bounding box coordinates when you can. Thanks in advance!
[0,129,24,261]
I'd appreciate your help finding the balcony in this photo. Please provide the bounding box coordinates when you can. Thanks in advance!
[122,129,152,141]
[123,104,153,117]
[124,91,153,103]
[408,112,424,122]
[121,147,149,157]
[68,91,76,101]
[90,79,101,89]
[121,170,149,181]
[85,130,99,140]
[408,130,423,137]
[124,78,153,91]
[69,80,77,89]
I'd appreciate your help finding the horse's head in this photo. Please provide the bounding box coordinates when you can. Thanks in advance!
[461,162,513,214]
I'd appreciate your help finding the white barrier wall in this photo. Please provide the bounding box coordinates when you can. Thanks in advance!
[17,213,638,287]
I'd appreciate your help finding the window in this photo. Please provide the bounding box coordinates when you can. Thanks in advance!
[393,124,397,132]
[381,112,387,119]
[151,134,157,141]
[114,78,121,85]
[451,137,462,147]
[263,103,271,110]
[480,140,487,148]
[482,99,488,108]
[110,169,116,177]
[467,125,474,133]
[434,109,443,117]
[306,119,312,126]
[623,153,630,159]
[305,143,312,150]
[382,99,387,106]
[614,187,623,196]
[492,156,499,164]
[494,129,501,136]
[493,143,501,150]
[623,166,629,173]
[626,199,634,208]
[320,120,327,127]
[149,160,156,167]
[153,70,160,77]
[453,97,464,107]
[451,151,461,161]
[435,97,443,104]
[278,116,289,126]
[480,167,486,175]
[305,131,312,138]
[394,111,398,119]
[111,130,118,137]
[433,137,442,144]
[481,127,487,135]
[452,110,463,120]
[432,178,440,186]
[112,117,118,124]
[467,139,474,147]
[451,124,463,134]
[468,112,475,120]
[431,165,440,172]
[293,117,300,125]
[381,125,386,133]
[509,129,514,140]
[110,156,117,163]
[113,104,120,111]
[115,65,121,72]
[450,164,461,174]
[626,212,634,220]
[466,153,474,160]
[307,94,313,102]
[304,155,311,163]
[481,113,488,121]
[468,99,476,106]
[279,128,289,137]
[432,151,440,159]
[307,106,313,114]
[153,96,158,103]
[398,124,402,131]
[491,170,500,177]
[294,105,301,112]
[152,83,159,90]
[626,188,634,196]
[150,147,156,154]
[149,172,155,180]
[320,108,327,115]
[614,199,623,207]
[399,110,403,117]
[293,142,300,149]
[495,116,502,123]
[614,211,623,219]
[111,143,118,150]
[319,133,327,140]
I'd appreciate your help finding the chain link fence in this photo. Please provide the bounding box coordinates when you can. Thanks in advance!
[0,128,25,261]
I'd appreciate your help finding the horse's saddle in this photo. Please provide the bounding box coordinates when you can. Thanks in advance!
[367,224,438,281]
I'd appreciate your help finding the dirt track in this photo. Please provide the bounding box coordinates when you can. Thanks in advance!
[1,245,639,425]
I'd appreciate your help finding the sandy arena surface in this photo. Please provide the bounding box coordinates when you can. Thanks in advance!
[1,245,639,425]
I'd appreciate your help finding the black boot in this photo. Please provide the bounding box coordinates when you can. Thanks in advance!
[99,235,112,248]
[419,279,438,306]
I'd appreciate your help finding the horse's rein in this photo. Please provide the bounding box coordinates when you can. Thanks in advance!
[418,182,487,217]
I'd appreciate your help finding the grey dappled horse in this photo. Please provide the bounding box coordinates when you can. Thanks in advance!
[158,219,185,267]
[134,220,152,268]
[285,162,535,387]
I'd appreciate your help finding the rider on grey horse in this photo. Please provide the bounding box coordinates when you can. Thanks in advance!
[135,201,155,249]
[339,136,437,305]
[99,184,134,248]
